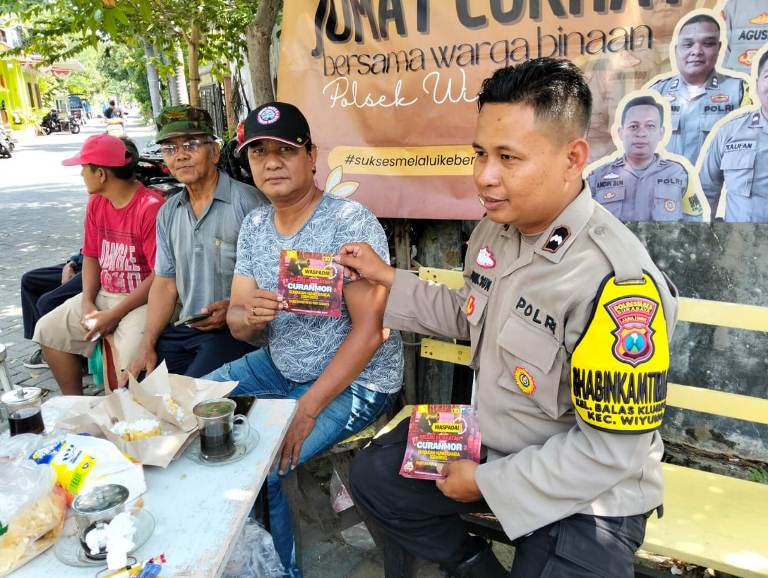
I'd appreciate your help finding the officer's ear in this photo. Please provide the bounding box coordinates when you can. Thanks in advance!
[565,137,589,181]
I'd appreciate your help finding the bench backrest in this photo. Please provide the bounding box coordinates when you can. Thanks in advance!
[416,267,768,426]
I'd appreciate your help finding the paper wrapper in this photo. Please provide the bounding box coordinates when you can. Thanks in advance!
[88,389,187,468]
[127,362,238,432]
[45,396,103,437]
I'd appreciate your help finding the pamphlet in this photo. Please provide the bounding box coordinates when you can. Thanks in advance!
[399,404,481,480]
[277,249,343,317]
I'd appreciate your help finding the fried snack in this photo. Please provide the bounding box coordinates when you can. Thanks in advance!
[162,394,185,422]
[110,419,161,441]
[0,486,66,577]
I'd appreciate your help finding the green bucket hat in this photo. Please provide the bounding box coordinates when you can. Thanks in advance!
[155,105,215,143]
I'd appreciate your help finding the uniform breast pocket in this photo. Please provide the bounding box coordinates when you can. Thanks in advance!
[722,149,756,198]
[466,290,489,365]
[670,110,681,132]
[652,187,683,221]
[497,314,565,419]
[596,187,625,218]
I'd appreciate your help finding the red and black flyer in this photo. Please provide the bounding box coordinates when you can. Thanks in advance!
[277,250,343,318]
[399,404,481,480]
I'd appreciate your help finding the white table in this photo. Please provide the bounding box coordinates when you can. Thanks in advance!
[11,398,297,578]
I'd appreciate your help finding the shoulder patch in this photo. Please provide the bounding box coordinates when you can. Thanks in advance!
[570,273,669,434]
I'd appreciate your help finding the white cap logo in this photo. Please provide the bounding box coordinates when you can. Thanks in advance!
[257,106,280,125]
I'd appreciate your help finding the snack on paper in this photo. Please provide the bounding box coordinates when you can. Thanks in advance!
[110,419,162,442]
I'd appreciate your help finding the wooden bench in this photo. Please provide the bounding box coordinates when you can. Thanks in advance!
[405,266,768,578]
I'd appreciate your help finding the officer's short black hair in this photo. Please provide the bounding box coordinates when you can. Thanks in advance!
[477,58,592,139]
[758,51,768,76]
[678,13,721,35]
[621,96,664,127]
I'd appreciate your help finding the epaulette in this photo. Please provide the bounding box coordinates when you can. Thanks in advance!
[588,222,644,284]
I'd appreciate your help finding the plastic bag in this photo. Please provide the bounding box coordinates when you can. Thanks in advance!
[222,520,285,578]
[0,462,66,576]
[330,469,354,513]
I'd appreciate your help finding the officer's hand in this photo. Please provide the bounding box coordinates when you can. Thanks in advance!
[245,290,285,330]
[190,300,229,331]
[436,460,482,503]
[335,243,395,288]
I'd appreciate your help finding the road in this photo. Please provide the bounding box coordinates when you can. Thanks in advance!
[0,115,155,394]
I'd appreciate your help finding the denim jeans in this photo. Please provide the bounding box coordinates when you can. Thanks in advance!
[204,348,398,577]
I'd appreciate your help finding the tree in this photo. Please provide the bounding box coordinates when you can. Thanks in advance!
[3,0,260,105]
[246,0,280,106]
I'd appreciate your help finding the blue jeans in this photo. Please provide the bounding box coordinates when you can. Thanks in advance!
[204,348,398,577]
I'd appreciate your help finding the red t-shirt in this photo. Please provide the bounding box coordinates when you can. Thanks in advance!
[82,183,164,294]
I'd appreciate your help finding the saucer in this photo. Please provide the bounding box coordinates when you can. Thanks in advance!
[53,509,155,567]
[185,428,259,466]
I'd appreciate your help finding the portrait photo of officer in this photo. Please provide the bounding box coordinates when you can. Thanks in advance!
[648,12,749,166]
[587,92,705,222]
[698,48,768,222]
[720,0,768,75]
[583,0,702,161]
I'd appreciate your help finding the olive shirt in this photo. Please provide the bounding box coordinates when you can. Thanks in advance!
[154,171,267,320]
[383,188,678,541]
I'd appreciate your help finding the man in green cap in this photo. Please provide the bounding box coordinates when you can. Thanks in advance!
[126,105,267,382]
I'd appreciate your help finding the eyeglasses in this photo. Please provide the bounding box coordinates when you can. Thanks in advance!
[159,139,211,157]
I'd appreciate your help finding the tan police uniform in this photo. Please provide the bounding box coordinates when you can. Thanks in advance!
[382,188,678,542]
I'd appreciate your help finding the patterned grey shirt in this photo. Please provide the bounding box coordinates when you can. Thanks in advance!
[235,195,404,393]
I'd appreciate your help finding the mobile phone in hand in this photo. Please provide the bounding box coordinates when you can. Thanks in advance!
[174,311,213,327]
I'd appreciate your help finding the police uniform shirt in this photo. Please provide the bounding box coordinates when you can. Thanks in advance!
[586,154,697,221]
[699,108,768,222]
[383,188,678,541]
[649,72,748,164]
[723,0,768,74]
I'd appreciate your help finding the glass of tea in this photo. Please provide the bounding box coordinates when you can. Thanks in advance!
[192,398,251,461]
[2,387,45,436]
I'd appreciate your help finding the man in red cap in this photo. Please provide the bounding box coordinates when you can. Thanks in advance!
[33,134,164,394]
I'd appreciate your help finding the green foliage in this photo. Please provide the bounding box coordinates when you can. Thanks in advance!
[4,0,259,74]
[97,43,154,120]
[747,466,768,484]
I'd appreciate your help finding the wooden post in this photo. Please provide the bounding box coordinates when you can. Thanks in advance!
[393,221,417,405]
[222,75,236,130]
[416,221,463,403]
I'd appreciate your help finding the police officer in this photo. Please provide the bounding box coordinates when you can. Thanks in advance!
[649,14,748,165]
[588,94,702,221]
[699,50,768,222]
[722,0,768,75]
[337,59,678,578]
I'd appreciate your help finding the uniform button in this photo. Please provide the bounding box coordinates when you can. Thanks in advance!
[594,226,606,236]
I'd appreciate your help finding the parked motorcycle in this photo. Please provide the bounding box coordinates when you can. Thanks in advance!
[0,127,13,158]
[40,110,80,135]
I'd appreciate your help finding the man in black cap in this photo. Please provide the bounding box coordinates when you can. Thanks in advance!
[126,105,267,382]
[204,102,403,577]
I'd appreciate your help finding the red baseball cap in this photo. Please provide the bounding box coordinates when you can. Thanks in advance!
[62,134,132,167]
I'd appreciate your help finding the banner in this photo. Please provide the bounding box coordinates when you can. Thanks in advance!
[278,0,768,221]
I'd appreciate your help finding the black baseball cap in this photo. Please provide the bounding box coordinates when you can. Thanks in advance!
[236,102,311,156]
